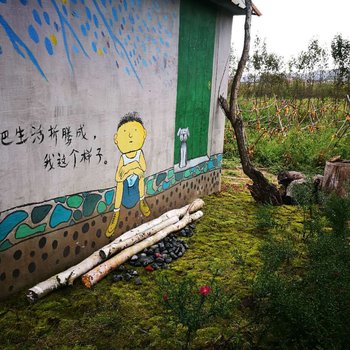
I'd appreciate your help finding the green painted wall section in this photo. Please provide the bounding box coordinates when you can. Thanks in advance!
[174,0,217,164]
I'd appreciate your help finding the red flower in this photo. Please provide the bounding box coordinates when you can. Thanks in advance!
[199,285,211,296]
[144,265,154,272]
[163,294,169,302]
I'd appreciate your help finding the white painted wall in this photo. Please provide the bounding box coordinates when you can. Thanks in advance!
[209,10,232,157]
[0,0,179,211]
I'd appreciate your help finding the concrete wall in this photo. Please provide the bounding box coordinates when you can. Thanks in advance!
[0,0,231,299]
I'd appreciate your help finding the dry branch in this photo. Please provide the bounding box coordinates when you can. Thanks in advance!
[82,210,203,288]
[27,199,204,302]
[218,0,282,205]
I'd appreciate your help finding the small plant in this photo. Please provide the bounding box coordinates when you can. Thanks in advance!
[158,272,234,349]
[323,190,350,237]
[253,191,350,349]
[292,179,325,238]
[255,203,280,230]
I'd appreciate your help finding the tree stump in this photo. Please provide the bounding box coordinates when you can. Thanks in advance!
[322,161,350,196]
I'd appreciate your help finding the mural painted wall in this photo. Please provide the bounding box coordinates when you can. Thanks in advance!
[0,0,232,298]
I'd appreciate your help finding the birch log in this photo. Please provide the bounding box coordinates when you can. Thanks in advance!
[99,198,204,259]
[114,198,204,242]
[82,210,203,288]
[26,199,204,302]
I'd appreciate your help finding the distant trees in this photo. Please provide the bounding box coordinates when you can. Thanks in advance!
[235,34,350,99]
[331,34,350,91]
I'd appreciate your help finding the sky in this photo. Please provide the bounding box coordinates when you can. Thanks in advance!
[231,0,350,65]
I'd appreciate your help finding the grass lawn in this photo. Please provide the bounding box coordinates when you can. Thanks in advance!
[0,169,305,350]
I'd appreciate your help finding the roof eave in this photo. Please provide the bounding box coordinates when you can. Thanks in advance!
[207,0,262,16]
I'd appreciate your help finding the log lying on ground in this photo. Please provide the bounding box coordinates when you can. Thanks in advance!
[114,198,204,242]
[99,198,204,259]
[82,210,203,288]
[26,199,204,302]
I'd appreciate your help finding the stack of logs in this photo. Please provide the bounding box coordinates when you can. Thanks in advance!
[27,199,204,302]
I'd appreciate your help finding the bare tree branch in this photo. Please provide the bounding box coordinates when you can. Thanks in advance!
[219,0,282,205]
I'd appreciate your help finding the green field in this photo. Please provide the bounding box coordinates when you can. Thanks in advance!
[224,97,350,175]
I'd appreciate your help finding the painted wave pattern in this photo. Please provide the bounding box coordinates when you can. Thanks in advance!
[0,154,222,252]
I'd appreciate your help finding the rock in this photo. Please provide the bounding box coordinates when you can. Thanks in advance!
[151,263,160,270]
[158,242,165,250]
[141,257,154,266]
[151,244,158,250]
[189,223,196,230]
[130,270,138,276]
[147,249,154,256]
[156,257,165,264]
[117,265,126,271]
[124,273,132,281]
[180,229,187,237]
[140,253,147,258]
[144,265,154,272]
[130,255,139,262]
[165,258,172,264]
[112,274,123,282]
[135,277,142,285]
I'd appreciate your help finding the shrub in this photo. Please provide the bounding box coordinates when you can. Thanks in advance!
[157,273,234,349]
[253,192,350,349]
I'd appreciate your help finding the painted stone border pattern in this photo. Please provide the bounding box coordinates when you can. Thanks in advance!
[0,169,221,299]
[0,154,222,252]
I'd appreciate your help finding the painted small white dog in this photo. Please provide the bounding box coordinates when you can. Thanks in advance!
[177,127,190,168]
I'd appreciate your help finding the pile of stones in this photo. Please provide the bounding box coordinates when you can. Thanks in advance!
[111,224,196,284]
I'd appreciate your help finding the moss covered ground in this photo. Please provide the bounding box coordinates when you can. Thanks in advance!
[0,169,303,350]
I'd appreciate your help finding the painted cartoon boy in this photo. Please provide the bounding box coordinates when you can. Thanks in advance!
[106,112,151,237]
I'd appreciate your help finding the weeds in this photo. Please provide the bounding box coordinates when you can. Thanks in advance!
[252,187,350,349]
[157,272,234,349]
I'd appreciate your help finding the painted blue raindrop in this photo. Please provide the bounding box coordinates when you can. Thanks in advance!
[112,7,118,21]
[73,45,79,54]
[124,66,130,75]
[28,25,40,44]
[86,22,90,30]
[37,0,42,7]
[91,41,97,52]
[32,9,42,26]
[20,0,27,5]
[0,0,7,4]
[62,5,68,16]
[80,23,87,36]
[93,14,99,28]
[43,12,50,25]
[86,6,92,20]
[45,37,53,55]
